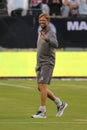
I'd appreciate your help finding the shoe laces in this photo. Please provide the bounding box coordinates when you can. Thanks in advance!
[57,103,64,111]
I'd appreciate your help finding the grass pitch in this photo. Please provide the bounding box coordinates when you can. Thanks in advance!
[0,79,87,130]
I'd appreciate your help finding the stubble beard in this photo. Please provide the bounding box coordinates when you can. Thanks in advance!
[41,25,47,30]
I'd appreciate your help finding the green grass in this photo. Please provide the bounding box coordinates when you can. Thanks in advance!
[0,79,87,130]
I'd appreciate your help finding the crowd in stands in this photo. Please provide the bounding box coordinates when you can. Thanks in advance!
[0,0,87,17]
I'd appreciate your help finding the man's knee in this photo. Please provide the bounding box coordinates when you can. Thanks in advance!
[37,84,47,91]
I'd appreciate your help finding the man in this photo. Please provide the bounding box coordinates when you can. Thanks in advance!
[32,13,68,118]
[78,0,87,17]
[61,0,70,17]
[68,0,80,17]
[47,0,63,16]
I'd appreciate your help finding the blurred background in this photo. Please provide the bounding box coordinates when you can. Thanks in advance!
[0,0,87,78]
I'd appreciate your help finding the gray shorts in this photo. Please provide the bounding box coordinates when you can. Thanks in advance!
[36,64,54,84]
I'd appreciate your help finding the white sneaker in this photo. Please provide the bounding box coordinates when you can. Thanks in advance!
[56,102,68,117]
[31,111,47,118]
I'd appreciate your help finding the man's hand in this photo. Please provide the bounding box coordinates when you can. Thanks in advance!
[40,31,47,40]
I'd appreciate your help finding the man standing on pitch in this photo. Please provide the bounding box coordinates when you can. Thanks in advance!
[32,13,68,118]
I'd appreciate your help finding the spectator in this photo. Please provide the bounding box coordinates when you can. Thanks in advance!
[41,2,50,14]
[31,0,42,8]
[30,0,42,15]
[48,0,63,16]
[78,0,87,17]
[61,0,70,17]
[68,0,79,17]
[7,0,29,16]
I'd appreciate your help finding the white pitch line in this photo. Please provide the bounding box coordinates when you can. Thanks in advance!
[0,82,33,89]
[0,121,87,124]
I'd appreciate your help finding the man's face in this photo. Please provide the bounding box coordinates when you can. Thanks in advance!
[39,16,49,30]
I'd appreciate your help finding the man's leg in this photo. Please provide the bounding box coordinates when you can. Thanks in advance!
[31,83,47,118]
[38,83,47,106]
[37,83,62,109]
[38,84,68,118]
[32,64,68,118]
[46,88,68,117]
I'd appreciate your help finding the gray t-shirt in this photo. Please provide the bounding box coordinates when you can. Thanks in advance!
[37,26,58,67]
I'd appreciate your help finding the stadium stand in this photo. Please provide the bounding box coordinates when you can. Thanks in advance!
[0,0,7,16]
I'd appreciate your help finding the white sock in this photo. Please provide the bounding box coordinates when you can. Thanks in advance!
[39,106,46,112]
[54,98,62,106]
